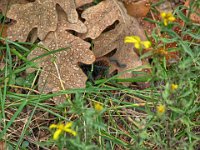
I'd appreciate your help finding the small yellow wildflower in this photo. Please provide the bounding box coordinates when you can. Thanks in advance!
[171,84,178,91]
[161,12,176,26]
[94,102,103,112]
[49,122,77,140]
[156,104,166,115]
[124,36,151,49]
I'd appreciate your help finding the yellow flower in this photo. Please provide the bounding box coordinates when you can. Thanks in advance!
[124,36,151,49]
[161,12,176,26]
[171,84,178,91]
[94,102,103,112]
[156,104,166,115]
[49,122,77,140]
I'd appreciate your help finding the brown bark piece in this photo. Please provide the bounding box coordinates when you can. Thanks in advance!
[5,0,78,42]
[27,9,95,102]
[83,0,147,84]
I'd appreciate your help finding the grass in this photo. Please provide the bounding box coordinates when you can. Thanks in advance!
[0,1,200,150]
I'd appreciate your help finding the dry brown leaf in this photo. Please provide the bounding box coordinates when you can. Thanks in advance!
[0,0,28,14]
[81,0,121,39]
[0,141,5,150]
[75,0,94,8]
[185,0,200,24]
[0,24,8,38]
[5,0,78,42]
[156,1,173,13]
[27,9,95,102]
[0,62,5,70]
[83,0,147,83]
[123,0,151,18]
[190,9,200,24]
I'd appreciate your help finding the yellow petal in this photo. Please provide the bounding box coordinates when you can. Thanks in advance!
[168,16,175,21]
[167,12,173,17]
[141,41,151,48]
[156,105,166,115]
[94,103,103,112]
[134,43,141,49]
[64,129,77,136]
[53,129,62,140]
[49,124,58,129]
[161,12,166,18]
[164,19,168,26]
[171,84,178,91]
[124,36,140,43]
[132,36,141,42]
[64,122,73,129]
[124,36,137,43]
